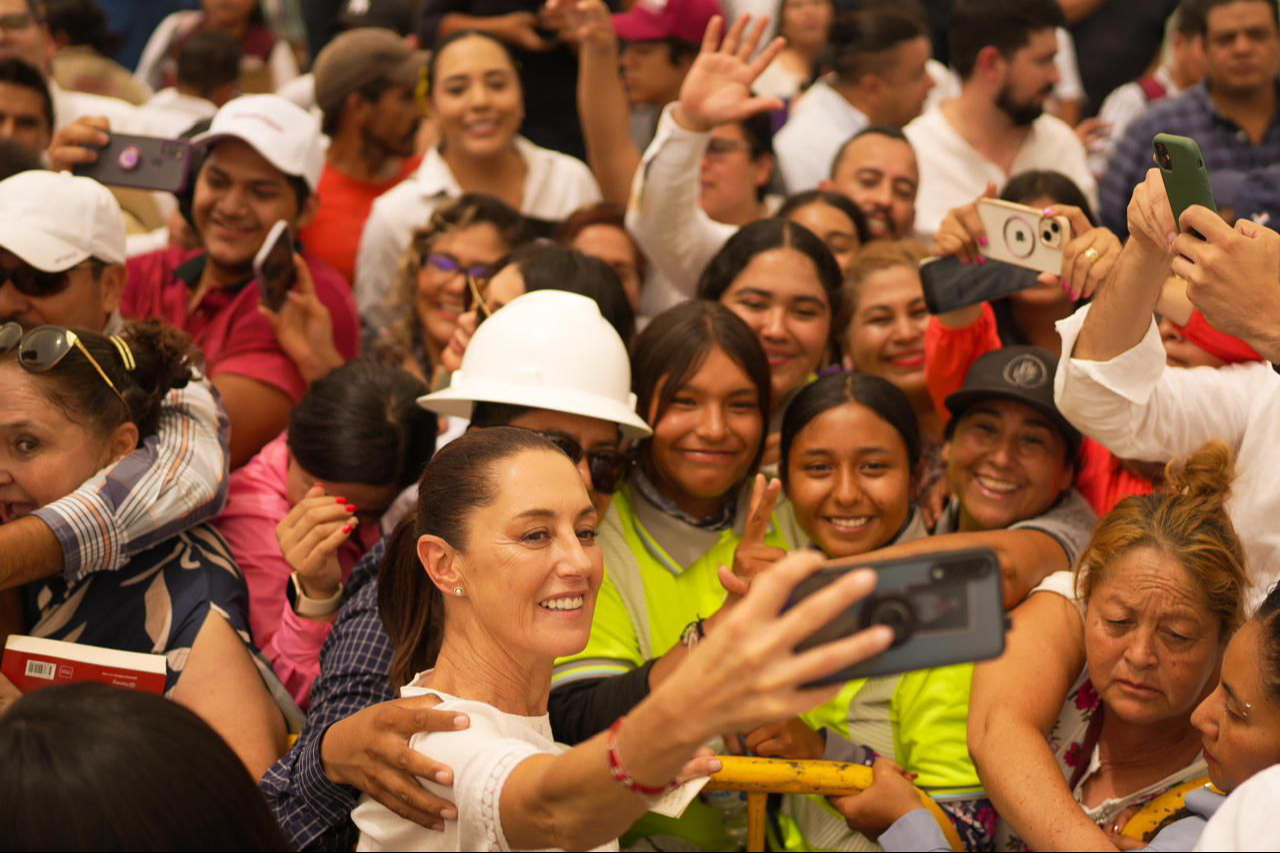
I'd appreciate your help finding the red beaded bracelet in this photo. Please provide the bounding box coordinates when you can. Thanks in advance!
[606,716,680,797]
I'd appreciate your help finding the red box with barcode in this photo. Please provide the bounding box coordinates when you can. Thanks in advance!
[2,636,166,695]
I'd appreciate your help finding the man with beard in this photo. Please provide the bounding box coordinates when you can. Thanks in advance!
[298,28,428,285]
[1100,0,1280,238]
[903,0,1095,240]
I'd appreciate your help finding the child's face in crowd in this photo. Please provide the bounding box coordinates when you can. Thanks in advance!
[843,265,929,398]
[828,135,918,240]
[785,402,913,559]
[944,398,1072,532]
[570,225,643,313]
[430,448,603,662]
[415,223,509,354]
[0,363,134,524]
[719,247,831,408]
[648,346,763,518]
[1191,620,1280,793]
[620,40,690,107]
[0,0,49,71]
[0,249,121,331]
[784,201,861,272]
[1085,547,1223,728]
[430,35,523,160]
[193,140,310,273]
[699,123,771,225]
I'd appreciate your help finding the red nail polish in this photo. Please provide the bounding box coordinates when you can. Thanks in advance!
[335,497,348,504]
[343,523,354,533]
[346,505,357,513]
[978,236,989,247]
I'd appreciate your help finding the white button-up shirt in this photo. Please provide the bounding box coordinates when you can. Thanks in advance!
[774,79,869,193]
[1054,304,1280,608]
[354,138,600,326]
[905,104,1097,240]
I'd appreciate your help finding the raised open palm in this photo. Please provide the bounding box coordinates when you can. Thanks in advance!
[674,15,786,133]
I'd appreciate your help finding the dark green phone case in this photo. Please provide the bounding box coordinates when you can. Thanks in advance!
[1154,132,1216,234]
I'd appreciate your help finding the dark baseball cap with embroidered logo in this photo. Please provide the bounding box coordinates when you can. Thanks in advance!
[944,346,1081,458]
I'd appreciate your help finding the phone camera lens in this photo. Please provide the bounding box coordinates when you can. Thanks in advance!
[117,145,141,172]
[861,594,917,648]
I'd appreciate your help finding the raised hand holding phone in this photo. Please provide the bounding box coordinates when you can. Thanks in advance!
[1153,133,1216,238]
[258,252,344,384]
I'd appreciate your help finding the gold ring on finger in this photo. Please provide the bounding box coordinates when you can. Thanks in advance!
[1082,247,1100,263]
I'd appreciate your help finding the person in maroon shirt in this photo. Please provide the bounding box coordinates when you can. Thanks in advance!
[124,94,359,469]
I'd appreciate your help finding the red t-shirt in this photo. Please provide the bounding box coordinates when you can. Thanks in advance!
[299,156,423,286]
[123,246,360,404]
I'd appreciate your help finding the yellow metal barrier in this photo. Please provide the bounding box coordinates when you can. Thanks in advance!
[705,756,964,852]
[1121,776,1214,841]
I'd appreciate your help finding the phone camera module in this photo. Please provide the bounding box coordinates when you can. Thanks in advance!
[860,594,918,648]
[1039,217,1064,249]
[1155,142,1173,171]
[117,145,142,172]
[1002,217,1036,259]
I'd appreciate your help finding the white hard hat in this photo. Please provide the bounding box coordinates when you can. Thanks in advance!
[419,290,652,438]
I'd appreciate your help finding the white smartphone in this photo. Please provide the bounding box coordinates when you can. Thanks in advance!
[253,220,296,312]
[976,198,1072,275]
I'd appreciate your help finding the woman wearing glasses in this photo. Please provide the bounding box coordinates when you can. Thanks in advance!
[0,320,288,779]
[373,194,534,386]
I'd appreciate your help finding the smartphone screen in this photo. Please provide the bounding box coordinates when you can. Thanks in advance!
[254,220,296,312]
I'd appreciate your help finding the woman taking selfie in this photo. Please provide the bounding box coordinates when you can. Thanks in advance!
[352,427,896,850]
[356,30,602,325]
[0,320,287,778]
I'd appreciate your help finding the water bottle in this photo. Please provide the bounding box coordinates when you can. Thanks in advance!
[705,789,750,850]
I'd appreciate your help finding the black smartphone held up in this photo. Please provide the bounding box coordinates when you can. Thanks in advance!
[254,220,296,312]
[72,133,193,194]
[919,255,1041,315]
[785,548,1008,686]
[1154,133,1216,239]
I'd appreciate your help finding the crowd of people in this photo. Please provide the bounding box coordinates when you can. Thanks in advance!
[1,0,1280,850]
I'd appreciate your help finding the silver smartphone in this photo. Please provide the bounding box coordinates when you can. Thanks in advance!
[785,547,1008,685]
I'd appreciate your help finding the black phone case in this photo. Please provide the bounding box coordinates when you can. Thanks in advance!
[919,256,1041,316]
[74,134,193,194]
[784,547,1008,685]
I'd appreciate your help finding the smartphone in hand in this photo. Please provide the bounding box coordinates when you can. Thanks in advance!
[919,255,1040,315]
[72,133,193,194]
[784,548,1008,685]
[1154,133,1216,238]
[976,198,1072,275]
[254,220,297,312]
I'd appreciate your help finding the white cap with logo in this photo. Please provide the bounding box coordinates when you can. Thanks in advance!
[0,170,127,272]
[192,94,327,190]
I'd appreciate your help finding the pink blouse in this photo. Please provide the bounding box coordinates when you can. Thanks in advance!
[213,433,381,709]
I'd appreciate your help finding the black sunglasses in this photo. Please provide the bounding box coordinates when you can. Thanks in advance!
[532,429,631,495]
[0,323,128,402]
[0,260,101,299]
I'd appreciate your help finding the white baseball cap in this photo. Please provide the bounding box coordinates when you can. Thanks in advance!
[0,170,127,271]
[192,94,327,190]
[419,290,653,438]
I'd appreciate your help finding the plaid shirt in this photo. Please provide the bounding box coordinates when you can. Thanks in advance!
[29,377,230,582]
[1101,81,1280,237]
[259,540,395,852]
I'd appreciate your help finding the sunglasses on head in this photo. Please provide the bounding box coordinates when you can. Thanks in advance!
[0,323,134,403]
[532,429,631,495]
[0,259,103,299]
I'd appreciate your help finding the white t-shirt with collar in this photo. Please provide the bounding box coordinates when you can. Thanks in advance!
[904,103,1097,240]
[351,675,619,852]
[353,138,601,327]
[774,79,869,194]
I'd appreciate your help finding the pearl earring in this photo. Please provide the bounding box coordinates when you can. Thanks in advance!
[453,586,464,598]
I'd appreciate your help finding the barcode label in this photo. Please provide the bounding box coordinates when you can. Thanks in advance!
[24,660,56,680]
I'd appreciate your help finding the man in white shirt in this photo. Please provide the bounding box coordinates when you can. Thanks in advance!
[0,0,136,131]
[1087,0,1207,177]
[775,6,934,193]
[1054,169,1280,607]
[135,29,240,139]
[904,0,1096,240]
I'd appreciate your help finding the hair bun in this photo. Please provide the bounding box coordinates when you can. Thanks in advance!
[1163,439,1234,514]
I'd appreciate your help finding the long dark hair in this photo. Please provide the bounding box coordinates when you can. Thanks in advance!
[630,301,772,490]
[0,319,199,440]
[780,371,922,489]
[378,427,565,689]
[287,359,436,492]
[0,684,289,851]
[1001,170,1097,225]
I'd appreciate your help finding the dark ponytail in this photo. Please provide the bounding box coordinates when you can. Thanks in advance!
[378,426,566,689]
